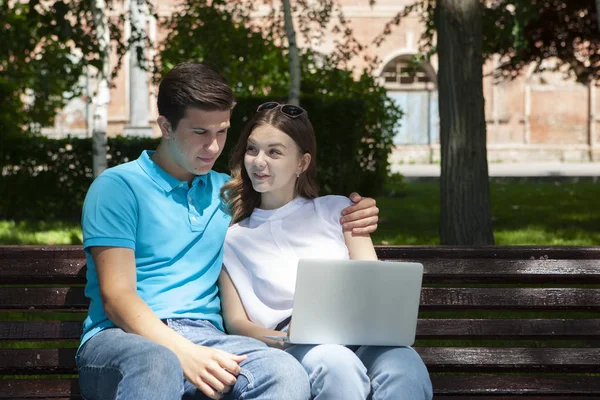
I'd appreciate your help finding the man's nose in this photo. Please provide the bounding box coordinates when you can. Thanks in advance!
[206,137,220,154]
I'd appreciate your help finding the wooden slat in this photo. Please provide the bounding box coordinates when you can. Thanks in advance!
[0,246,84,259]
[2,287,598,311]
[0,322,82,341]
[3,347,599,375]
[431,375,600,396]
[0,288,88,310]
[419,259,600,284]
[376,245,600,260]
[417,347,600,373]
[0,349,77,374]
[415,318,600,339]
[420,287,600,310]
[3,319,599,341]
[0,379,80,399]
[0,259,86,284]
[2,377,599,399]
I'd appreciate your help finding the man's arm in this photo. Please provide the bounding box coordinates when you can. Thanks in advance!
[340,192,379,235]
[92,246,245,400]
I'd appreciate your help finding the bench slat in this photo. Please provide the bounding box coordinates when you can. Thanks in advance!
[420,259,600,284]
[2,287,598,310]
[3,319,600,341]
[431,375,600,395]
[0,259,86,284]
[377,245,600,260]
[0,378,80,399]
[418,347,600,372]
[2,258,599,285]
[1,376,600,399]
[2,347,599,374]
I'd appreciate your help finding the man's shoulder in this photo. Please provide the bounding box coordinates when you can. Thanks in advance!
[208,170,231,185]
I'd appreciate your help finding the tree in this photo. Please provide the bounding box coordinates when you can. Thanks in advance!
[435,0,494,245]
[282,0,301,105]
[90,0,110,177]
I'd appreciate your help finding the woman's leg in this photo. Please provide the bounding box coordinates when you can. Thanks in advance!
[355,346,433,400]
[286,344,370,400]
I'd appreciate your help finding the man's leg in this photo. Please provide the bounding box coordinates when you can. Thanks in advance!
[355,346,433,400]
[169,319,310,400]
[76,328,184,400]
[285,344,370,400]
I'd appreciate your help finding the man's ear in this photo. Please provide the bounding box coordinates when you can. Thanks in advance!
[300,153,311,173]
[157,116,172,139]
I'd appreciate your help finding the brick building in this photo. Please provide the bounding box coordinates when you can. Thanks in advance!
[45,0,599,163]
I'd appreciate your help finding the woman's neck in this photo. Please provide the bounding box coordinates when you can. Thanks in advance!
[259,189,297,210]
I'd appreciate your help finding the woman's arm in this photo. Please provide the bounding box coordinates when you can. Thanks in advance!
[343,231,378,261]
[218,269,288,349]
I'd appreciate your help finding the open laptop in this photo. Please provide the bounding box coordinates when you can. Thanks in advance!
[265,258,423,346]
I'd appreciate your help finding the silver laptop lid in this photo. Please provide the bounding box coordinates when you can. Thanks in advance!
[289,259,423,346]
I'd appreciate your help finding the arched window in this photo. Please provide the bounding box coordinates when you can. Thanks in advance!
[381,55,437,91]
[381,55,439,147]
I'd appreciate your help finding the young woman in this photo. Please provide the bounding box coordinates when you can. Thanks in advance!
[219,102,433,400]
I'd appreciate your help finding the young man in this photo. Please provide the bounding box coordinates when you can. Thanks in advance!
[76,61,380,400]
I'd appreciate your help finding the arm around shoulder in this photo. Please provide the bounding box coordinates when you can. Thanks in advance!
[343,231,378,261]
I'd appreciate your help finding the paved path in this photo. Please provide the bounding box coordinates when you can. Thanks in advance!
[393,163,600,178]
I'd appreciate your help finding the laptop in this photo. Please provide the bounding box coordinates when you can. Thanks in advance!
[264,258,424,346]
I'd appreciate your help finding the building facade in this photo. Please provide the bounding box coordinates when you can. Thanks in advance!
[45,0,600,164]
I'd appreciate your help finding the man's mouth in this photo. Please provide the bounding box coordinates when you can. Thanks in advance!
[198,156,215,163]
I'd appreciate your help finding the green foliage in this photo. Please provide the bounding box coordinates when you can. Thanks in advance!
[1,97,398,221]
[393,0,598,82]
[0,0,149,134]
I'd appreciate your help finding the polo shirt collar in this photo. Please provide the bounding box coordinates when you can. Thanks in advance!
[137,150,208,192]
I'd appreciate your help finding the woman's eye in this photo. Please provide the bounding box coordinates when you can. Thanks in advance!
[246,146,256,153]
[270,150,281,155]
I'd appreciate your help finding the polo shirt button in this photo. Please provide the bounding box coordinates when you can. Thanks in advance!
[188,197,192,202]
[191,216,196,221]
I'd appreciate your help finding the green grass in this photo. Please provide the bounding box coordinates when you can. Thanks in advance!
[0,220,82,245]
[373,182,600,245]
[1,182,599,245]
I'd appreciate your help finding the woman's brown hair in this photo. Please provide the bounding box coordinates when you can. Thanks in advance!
[221,106,319,224]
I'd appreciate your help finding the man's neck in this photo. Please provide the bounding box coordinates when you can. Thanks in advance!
[152,143,195,185]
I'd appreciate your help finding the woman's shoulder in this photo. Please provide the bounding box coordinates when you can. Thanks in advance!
[312,195,353,209]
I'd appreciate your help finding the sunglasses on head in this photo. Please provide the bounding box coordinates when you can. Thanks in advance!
[256,102,306,118]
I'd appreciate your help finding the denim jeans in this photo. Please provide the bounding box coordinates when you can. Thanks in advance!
[76,319,311,400]
[285,344,433,400]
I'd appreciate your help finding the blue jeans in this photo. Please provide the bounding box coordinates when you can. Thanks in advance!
[285,344,433,400]
[76,319,311,400]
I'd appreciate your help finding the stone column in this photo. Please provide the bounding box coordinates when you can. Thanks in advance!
[124,0,152,137]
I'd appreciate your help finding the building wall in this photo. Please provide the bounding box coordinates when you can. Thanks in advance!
[45,0,599,162]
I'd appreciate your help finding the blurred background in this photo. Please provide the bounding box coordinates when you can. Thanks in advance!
[2,0,599,246]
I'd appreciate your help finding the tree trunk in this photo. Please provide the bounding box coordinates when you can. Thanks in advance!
[596,0,600,34]
[282,0,301,106]
[91,0,110,178]
[436,0,495,245]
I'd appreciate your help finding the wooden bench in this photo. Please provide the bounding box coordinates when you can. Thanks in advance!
[1,245,599,399]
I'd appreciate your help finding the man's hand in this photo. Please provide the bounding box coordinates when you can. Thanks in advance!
[340,192,379,235]
[178,343,247,399]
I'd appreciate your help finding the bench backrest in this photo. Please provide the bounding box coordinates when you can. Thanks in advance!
[1,245,600,399]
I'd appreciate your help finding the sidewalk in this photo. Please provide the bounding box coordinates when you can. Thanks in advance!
[393,162,600,179]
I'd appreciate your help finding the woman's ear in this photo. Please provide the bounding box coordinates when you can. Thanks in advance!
[300,153,312,173]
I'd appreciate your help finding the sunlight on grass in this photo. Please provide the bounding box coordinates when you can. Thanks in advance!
[372,182,600,246]
[0,220,82,245]
[1,182,599,246]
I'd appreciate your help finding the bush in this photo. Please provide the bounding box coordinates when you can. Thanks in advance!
[1,96,397,220]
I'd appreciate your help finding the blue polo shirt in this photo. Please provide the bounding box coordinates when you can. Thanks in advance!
[80,150,231,347]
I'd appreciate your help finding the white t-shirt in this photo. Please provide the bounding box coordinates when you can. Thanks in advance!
[223,195,353,330]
